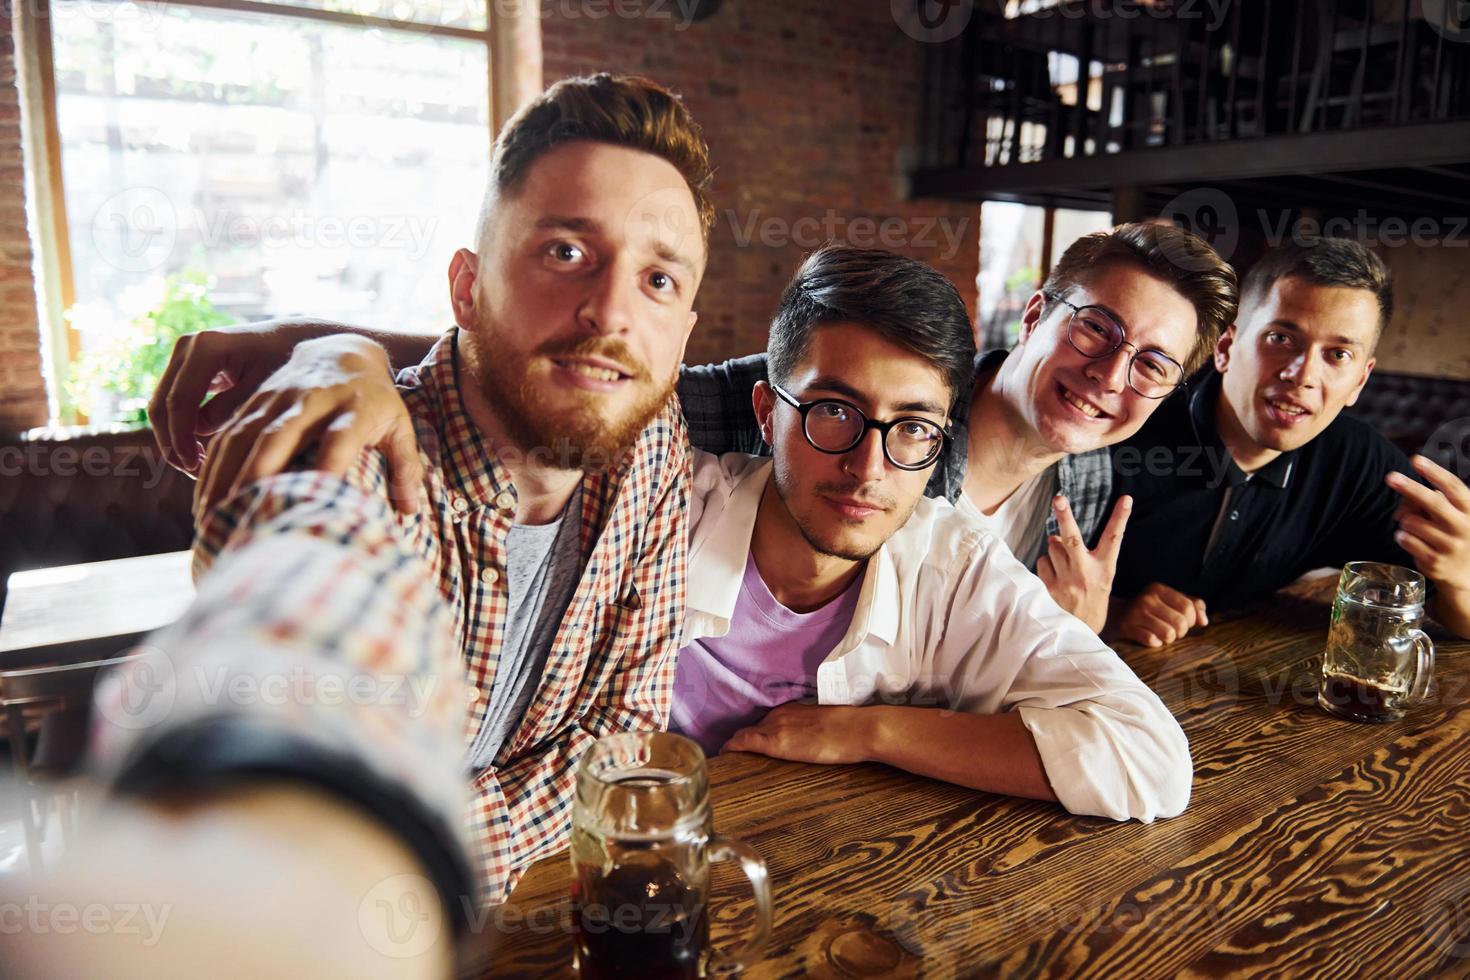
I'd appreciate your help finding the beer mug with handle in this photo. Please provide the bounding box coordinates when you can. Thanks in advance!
[571,731,773,978]
[1318,562,1436,723]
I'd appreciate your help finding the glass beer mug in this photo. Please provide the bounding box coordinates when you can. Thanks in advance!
[1318,562,1436,723]
[570,732,773,978]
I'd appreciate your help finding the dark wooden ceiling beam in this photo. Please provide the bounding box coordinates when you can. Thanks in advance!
[911,120,1470,200]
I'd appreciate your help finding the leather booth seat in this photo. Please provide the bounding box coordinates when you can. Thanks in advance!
[0,428,194,616]
[1345,370,1470,477]
[2,372,1467,616]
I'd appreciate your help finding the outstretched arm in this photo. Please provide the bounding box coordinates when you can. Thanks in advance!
[6,783,455,979]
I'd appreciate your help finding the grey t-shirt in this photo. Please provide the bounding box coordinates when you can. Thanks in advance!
[468,487,584,768]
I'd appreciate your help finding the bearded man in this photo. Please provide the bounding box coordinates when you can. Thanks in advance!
[93,73,714,909]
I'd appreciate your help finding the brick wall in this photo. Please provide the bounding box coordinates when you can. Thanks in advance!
[0,3,981,432]
[540,0,982,366]
[0,9,47,433]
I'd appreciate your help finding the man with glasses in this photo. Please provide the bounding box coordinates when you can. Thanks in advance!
[671,245,1191,820]
[1108,237,1470,645]
[147,223,1236,635]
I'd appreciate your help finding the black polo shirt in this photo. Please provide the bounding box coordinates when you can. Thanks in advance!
[1110,370,1419,611]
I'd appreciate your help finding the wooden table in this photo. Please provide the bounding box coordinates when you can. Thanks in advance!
[465,580,1470,978]
[0,551,194,669]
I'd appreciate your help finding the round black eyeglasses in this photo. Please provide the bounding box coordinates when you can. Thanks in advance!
[770,382,949,471]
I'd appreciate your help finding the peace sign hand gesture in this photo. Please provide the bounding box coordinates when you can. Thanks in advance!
[1037,494,1133,634]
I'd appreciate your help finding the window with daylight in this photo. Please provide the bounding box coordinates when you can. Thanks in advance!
[35,0,494,424]
[978,202,1113,351]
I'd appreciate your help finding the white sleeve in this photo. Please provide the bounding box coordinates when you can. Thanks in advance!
[932,537,1192,822]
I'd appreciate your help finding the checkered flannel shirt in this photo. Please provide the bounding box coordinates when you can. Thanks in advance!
[139,328,689,903]
[678,349,1115,557]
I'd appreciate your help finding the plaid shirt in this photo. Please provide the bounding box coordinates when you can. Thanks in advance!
[167,328,689,902]
[678,350,1115,558]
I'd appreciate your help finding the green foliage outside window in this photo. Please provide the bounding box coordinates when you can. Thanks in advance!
[1001,265,1040,347]
[65,270,235,427]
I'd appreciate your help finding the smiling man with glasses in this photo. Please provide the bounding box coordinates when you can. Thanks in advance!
[147,223,1236,638]
[669,245,1191,821]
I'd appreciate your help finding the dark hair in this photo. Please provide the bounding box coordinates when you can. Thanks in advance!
[767,245,977,404]
[1042,222,1239,376]
[1241,236,1394,337]
[489,73,715,238]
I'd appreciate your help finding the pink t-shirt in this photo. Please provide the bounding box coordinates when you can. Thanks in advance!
[671,553,863,756]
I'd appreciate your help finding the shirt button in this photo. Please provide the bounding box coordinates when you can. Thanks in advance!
[451,494,469,514]
[480,567,500,586]
[493,490,516,513]
[1230,510,1240,521]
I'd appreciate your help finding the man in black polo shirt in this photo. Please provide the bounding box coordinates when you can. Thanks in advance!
[1108,237,1470,646]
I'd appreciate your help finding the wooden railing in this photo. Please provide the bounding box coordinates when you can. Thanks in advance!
[919,0,1470,171]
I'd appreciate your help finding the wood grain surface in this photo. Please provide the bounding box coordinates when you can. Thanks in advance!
[461,580,1470,978]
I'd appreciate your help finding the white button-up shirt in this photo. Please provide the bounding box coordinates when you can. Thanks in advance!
[683,452,1192,823]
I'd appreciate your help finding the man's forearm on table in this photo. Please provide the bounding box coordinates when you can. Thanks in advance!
[864,706,1058,803]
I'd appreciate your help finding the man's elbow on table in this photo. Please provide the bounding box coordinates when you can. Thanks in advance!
[1023,698,1193,823]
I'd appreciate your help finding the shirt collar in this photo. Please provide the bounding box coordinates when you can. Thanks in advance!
[686,457,899,647]
[401,328,518,506]
[1187,369,1296,490]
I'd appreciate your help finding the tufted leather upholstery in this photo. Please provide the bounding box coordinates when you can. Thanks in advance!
[0,428,195,617]
[1346,371,1470,478]
[2,377,1467,620]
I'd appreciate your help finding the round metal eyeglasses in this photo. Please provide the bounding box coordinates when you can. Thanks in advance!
[1056,297,1187,399]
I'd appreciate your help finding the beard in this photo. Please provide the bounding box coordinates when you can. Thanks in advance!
[476,332,676,473]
